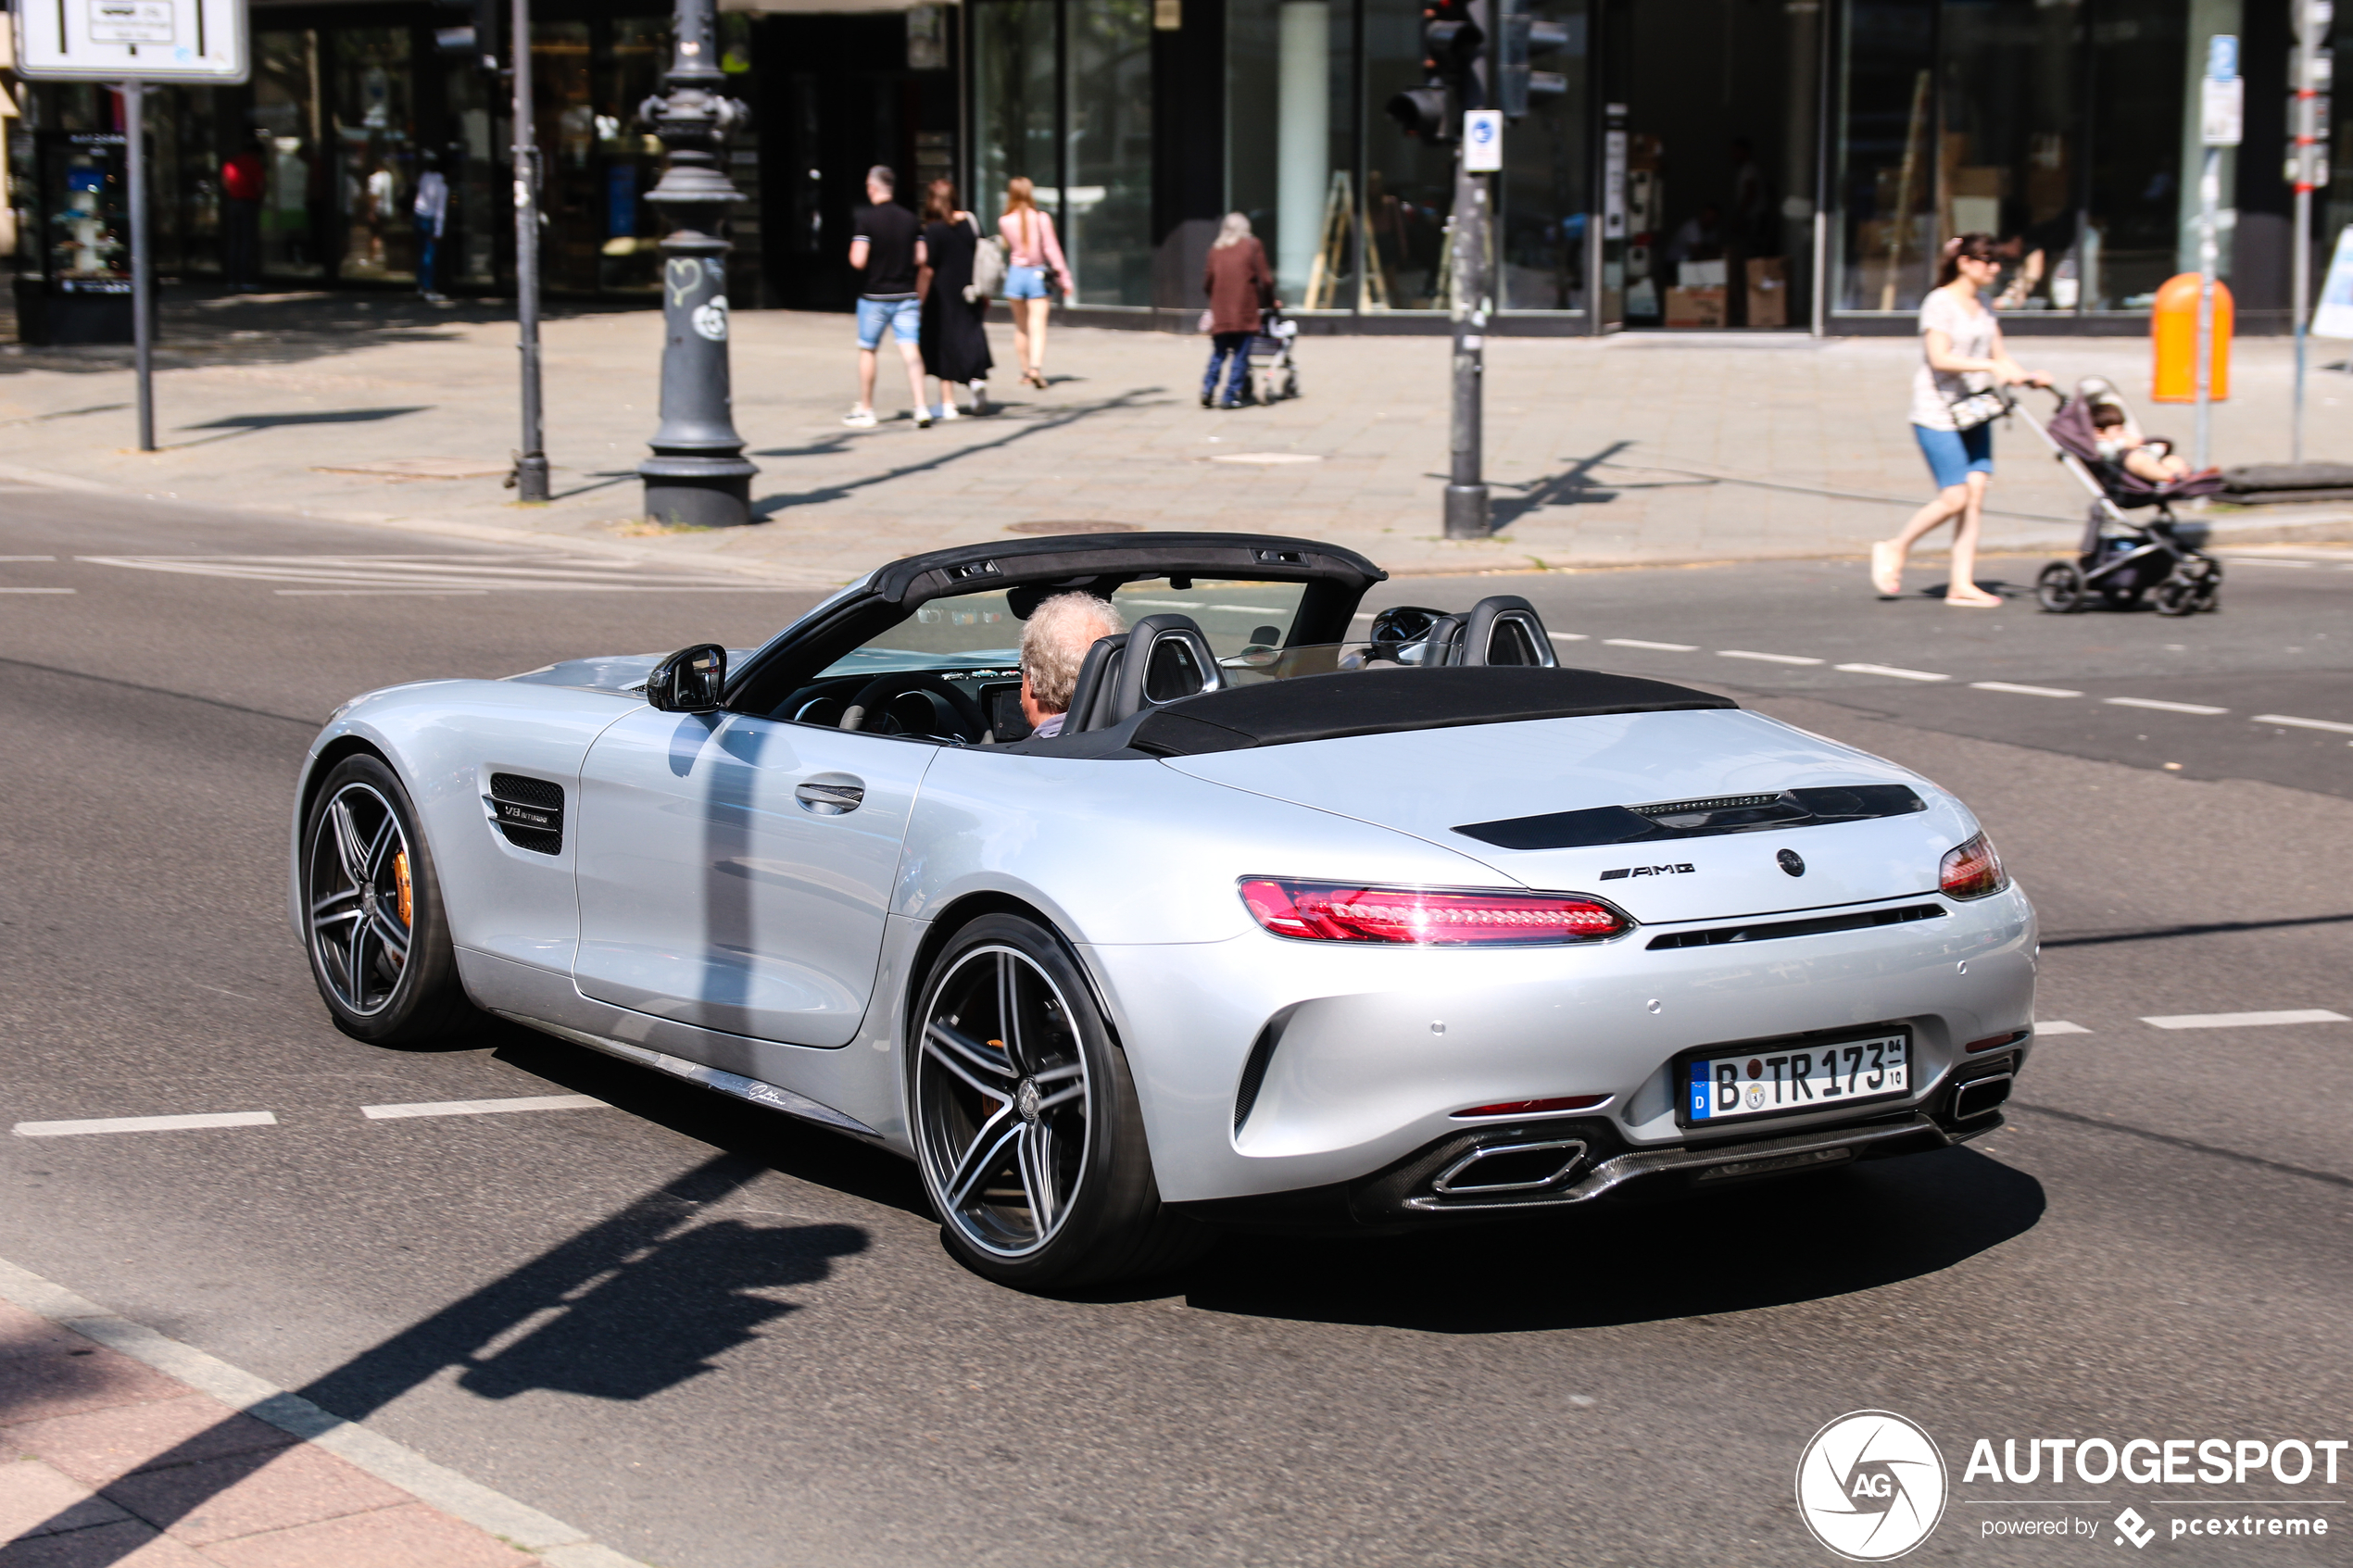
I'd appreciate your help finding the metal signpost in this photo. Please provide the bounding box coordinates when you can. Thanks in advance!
[1448,107,1501,541]
[2196,34,2242,472]
[509,0,549,500]
[12,0,249,452]
[2290,0,2334,461]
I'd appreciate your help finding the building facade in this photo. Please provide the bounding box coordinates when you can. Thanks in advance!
[3,0,2344,332]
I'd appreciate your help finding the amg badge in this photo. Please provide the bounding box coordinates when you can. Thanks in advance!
[1599,862,1696,881]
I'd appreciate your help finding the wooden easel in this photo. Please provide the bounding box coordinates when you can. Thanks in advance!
[1881,69,1931,311]
[1302,171,1392,311]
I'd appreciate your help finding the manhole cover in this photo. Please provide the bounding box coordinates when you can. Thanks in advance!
[1003,520,1143,534]
[311,458,512,481]
[1209,452,1323,465]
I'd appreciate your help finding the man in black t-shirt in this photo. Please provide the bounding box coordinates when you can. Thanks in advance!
[846,166,932,429]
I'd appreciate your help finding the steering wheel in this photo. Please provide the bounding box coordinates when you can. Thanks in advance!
[838,671,987,740]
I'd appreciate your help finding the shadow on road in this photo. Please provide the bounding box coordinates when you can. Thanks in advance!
[1166,1147,2043,1333]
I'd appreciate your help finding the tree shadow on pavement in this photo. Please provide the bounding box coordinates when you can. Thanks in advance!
[1169,1147,2043,1333]
[749,388,1169,516]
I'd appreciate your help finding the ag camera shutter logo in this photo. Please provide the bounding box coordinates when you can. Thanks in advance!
[1795,1411,1949,1561]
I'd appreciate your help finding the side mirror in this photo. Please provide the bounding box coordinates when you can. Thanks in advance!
[645,644,726,713]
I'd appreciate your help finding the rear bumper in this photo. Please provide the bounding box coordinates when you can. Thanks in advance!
[1173,1048,2020,1232]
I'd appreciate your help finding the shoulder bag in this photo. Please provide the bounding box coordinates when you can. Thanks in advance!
[965,215,1007,304]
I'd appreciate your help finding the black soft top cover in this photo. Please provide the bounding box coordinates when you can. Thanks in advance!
[1118,667,1737,756]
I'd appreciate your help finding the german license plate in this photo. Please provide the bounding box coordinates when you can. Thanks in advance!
[1683,1031,1909,1125]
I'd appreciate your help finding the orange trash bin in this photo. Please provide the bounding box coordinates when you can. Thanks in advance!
[2151,272,2232,402]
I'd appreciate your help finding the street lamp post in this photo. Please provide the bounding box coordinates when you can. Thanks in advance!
[636,0,757,528]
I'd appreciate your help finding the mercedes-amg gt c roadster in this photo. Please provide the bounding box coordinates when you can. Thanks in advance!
[293,533,2035,1288]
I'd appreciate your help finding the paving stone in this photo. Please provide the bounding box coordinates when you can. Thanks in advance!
[0,1311,85,1363]
[0,1349,188,1429]
[11,1396,293,1488]
[195,1502,538,1568]
[0,1459,129,1540]
[0,1518,215,1567]
[102,1446,408,1547]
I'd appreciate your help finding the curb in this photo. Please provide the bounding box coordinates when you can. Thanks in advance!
[0,1255,649,1568]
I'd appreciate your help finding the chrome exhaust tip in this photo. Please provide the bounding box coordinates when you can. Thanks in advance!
[1952,1072,2014,1121]
[1430,1137,1589,1197]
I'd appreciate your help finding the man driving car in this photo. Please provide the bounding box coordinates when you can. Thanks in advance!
[1019,593,1126,738]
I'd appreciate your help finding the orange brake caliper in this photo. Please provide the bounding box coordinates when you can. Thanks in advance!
[394,849,414,928]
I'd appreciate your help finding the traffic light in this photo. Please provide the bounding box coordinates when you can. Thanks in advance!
[1385,0,1482,141]
[1499,0,1571,119]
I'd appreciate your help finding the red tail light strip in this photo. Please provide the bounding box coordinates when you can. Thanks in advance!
[1239,878,1629,945]
[1452,1094,1612,1118]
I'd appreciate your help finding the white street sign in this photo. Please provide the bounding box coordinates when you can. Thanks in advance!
[13,0,249,82]
[2312,225,2353,338]
[1463,109,1503,173]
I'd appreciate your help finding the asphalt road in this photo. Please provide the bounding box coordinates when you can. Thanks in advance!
[4,494,2349,1567]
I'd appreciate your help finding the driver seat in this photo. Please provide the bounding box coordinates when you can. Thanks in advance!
[1062,613,1223,733]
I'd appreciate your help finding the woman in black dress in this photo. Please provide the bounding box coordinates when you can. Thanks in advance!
[918,180,994,420]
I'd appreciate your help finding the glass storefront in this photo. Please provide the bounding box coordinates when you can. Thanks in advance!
[1067,0,1154,304]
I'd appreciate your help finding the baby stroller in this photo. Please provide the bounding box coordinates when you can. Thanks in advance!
[2012,378,2226,617]
[1244,307,1301,405]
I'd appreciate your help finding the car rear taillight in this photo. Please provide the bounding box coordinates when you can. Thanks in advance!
[1452,1094,1611,1118]
[1238,879,1628,945]
[1939,832,2008,900]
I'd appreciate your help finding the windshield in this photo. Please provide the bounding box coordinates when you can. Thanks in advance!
[819,577,1312,676]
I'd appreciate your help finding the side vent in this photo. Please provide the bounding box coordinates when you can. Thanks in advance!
[1232,1013,1290,1135]
[487,773,564,856]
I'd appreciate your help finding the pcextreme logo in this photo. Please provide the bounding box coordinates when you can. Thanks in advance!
[1796,1411,1950,1562]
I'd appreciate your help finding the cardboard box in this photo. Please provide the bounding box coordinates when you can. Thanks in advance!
[1745,256,1789,329]
[1664,286,1727,328]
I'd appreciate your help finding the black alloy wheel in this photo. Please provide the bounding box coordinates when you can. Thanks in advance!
[910,913,1210,1290]
[300,754,476,1045]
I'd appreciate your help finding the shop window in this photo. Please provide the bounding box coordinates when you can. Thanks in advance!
[2087,0,2192,307]
[1067,0,1154,305]
[598,17,671,295]
[975,0,1058,231]
[1834,0,1935,312]
[1228,0,1354,308]
[1937,0,2082,312]
[440,54,506,289]
[1364,0,1459,310]
[333,29,419,283]
[1498,2,1588,313]
[255,31,326,278]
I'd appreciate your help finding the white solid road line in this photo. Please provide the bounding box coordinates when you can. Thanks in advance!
[1836,662,1949,682]
[0,555,59,560]
[2105,696,2228,715]
[1972,681,2083,698]
[14,1110,278,1138]
[1547,631,1592,642]
[2140,1010,2349,1030]
[1605,638,1699,651]
[362,1094,607,1121]
[1718,649,1825,665]
[0,587,75,594]
[2254,713,2353,735]
[2034,1021,2092,1035]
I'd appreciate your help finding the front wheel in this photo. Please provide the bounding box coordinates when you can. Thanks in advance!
[300,754,477,1045]
[909,914,1210,1291]
[2153,577,2198,617]
[2035,561,2085,613]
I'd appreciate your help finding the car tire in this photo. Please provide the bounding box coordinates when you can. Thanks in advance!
[910,912,1213,1291]
[299,754,478,1046]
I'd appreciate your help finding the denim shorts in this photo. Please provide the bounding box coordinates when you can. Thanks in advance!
[1002,264,1049,300]
[856,295,921,348]
[1913,421,1994,490]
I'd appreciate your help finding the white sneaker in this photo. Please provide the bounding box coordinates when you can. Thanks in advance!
[937,399,961,420]
[914,410,933,429]
[842,408,877,429]
[969,381,988,415]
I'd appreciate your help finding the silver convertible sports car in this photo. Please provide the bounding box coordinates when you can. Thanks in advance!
[293,533,2036,1289]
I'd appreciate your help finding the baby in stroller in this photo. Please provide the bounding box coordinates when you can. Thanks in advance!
[2015,377,2226,616]
[2086,401,2189,484]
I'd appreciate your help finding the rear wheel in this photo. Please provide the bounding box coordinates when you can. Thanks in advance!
[910,914,1211,1291]
[2153,577,2198,617]
[2035,561,2085,613]
[300,754,476,1045]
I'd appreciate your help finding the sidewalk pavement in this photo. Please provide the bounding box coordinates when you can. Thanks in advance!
[3,287,2349,587]
[0,1264,639,1568]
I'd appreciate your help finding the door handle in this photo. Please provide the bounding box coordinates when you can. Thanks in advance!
[795,780,864,814]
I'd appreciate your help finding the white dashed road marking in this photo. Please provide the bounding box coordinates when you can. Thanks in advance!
[0,587,75,594]
[1547,631,1590,642]
[14,1111,279,1138]
[1971,682,2082,698]
[2140,1010,2348,1030]
[1718,650,1825,665]
[2104,696,2228,715]
[0,555,59,560]
[1604,638,1698,651]
[361,1094,608,1121]
[1836,662,1949,682]
[2255,713,2353,735]
[2034,1022,2092,1035]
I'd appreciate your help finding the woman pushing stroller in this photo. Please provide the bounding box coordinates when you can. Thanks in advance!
[1871,232,2052,608]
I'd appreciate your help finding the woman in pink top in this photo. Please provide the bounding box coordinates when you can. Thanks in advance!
[998,177,1074,390]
